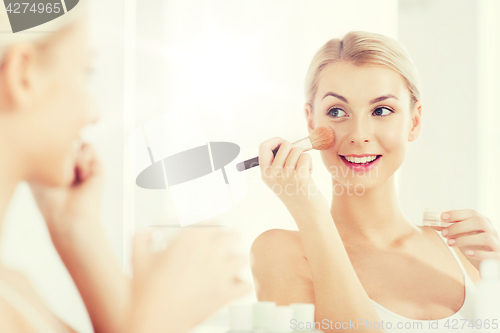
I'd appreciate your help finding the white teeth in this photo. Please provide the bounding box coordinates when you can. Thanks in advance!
[344,155,378,164]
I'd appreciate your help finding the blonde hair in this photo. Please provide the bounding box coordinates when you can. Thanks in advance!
[305,31,421,109]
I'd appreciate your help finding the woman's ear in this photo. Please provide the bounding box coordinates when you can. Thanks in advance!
[408,101,422,142]
[0,44,40,111]
[305,103,315,135]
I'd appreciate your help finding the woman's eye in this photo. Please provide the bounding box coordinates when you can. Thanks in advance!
[327,107,347,118]
[373,107,393,117]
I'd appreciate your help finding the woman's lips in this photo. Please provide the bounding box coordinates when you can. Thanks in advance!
[340,155,381,171]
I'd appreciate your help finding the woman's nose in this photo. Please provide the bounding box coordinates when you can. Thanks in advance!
[347,117,372,144]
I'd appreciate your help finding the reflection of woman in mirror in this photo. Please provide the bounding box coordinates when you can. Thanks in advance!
[251,31,499,331]
[0,5,249,333]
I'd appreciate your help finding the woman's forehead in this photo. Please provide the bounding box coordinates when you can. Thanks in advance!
[316,63,408,104]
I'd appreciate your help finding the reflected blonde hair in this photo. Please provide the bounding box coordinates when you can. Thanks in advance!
[305,31,421,109]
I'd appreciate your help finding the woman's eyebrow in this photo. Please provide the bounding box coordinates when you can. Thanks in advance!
[322,92,399,104]
[322,92,348,103]
[370,94,399,104]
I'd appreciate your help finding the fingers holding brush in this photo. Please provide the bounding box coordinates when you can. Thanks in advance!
[273,141,295,168]
[284,147,306,176]
[258,137,286,169]
[237,126,334,172]
[259,137,312,188]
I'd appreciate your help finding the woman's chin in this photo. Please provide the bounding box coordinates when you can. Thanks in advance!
[332,176,380,193]
[49,170,74,187]
[28,160,73,187]
[33,174,70,188]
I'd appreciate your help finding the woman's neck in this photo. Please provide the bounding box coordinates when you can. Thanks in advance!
[330,174,418,249]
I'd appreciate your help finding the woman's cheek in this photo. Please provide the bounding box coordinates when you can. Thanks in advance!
[75,79,92,126]
[379,121,406,150]
[377,123,407,168]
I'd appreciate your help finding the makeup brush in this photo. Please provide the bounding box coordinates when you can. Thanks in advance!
[236,125,335,172]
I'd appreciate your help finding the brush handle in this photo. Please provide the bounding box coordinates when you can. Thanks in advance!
[235,147,279,171]
[236,137,312,172]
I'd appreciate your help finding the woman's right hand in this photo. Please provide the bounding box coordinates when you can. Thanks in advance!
[128,225,251,333]
[259,137,328,212]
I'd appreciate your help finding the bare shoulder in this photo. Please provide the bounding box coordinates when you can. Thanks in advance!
[0,304,34,333]
[251,228,303,254]
[0,269,38,333]
[0,268,78,333]
[250,229,307,268]
[250,229,314,304]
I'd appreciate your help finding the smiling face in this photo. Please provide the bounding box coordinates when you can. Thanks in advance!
[305,62,421,190]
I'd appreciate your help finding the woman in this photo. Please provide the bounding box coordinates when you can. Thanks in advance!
[251,31,500,333]
[0,3,249,333]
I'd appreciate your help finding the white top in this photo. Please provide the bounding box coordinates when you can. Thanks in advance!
[0,278,67,333]
[369,229,478,333]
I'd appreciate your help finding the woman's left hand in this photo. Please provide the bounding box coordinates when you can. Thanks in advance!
[438,209,500,270]
[28,142,104,234]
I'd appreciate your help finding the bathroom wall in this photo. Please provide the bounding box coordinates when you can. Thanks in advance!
[398,0,500,230]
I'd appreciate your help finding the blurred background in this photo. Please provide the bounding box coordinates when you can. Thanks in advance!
[1,0,499,332]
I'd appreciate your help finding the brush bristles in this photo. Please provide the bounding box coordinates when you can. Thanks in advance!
[310,125,335,150]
